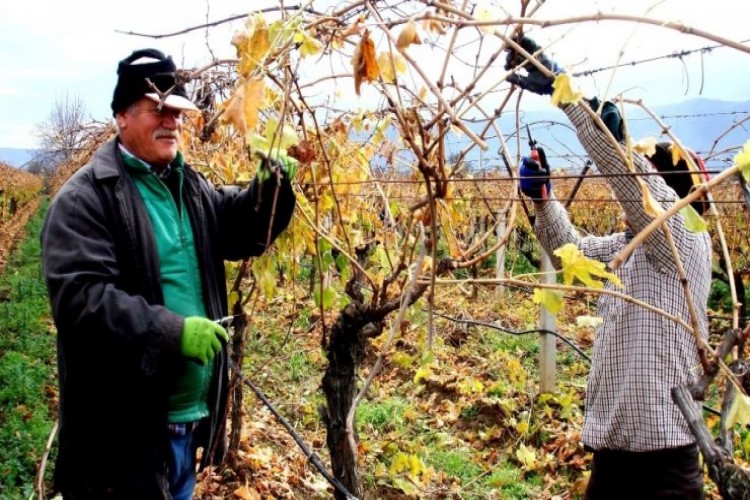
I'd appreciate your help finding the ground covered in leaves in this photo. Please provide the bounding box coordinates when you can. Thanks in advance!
[194,283,612,499]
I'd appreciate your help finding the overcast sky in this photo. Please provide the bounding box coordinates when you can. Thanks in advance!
[0,0,748,149]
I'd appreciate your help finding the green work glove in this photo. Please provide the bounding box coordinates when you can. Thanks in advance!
[256,152,299,183]
[180,316,229,365]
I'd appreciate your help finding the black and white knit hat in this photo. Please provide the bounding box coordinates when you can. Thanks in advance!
[111,48,197,115]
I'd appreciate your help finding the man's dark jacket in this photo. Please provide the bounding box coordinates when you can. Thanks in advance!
[41,138,295,498]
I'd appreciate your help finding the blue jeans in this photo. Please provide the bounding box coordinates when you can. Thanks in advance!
[167,423,200,500]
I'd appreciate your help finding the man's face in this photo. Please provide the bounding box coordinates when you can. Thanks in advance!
[116,97,184,168]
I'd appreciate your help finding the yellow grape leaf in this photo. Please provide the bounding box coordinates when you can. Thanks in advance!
[294,29,322,57]
[532,288,564,314]
[232,14,270,77]
[222,78,265,136]
[576,315,604,328]
[639,178,664,217]
[396,21,421,49]
[268,19,295,47]
[550,73,582,106]
[668,143,688,167]
[351,29,380,95]
[475,3,500,33]
[515,443,537,469]
[263,116,300,150]
[378,52,407,83]
[553,243,622,289]
[735,139,750,182]
[438,204,462,259]
[247,120,299,164]
[725,393,750,430]
[633,137,657,157]
[252,255,277,298]
[680,205,707,233]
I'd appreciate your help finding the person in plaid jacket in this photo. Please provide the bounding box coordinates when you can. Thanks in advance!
[506,37,711,499]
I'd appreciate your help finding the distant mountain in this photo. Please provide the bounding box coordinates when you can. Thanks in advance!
[448,98,750,173]
[0,148,40,168]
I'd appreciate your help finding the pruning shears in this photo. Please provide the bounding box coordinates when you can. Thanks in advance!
[215,314,241,329]
[526,124,550,176]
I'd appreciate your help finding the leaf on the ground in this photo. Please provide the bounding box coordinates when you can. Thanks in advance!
[352,30,380,95]
[680,205,707,232]
[233,481,261,500]
[551,73,582,106]
[735,139,750,182]
[396,22,421,49]
[389,452,421,476]
[725,393,750,430]
[533,288,564,314]
[575,315,603,328]
[392,477,419,495]
[554,243,622,289]
[414,366,432,383]
[515,443,537,469]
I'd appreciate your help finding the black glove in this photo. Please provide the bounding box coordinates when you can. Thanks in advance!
[504,36,561,95]
[519,157,551,200]
[587,97,624,142]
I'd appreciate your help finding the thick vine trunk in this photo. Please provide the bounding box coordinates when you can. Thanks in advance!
[321,303,379,500]
[229,301,247,454]
[673,385,750,499]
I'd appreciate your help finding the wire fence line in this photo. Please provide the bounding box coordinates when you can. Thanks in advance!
[570,38,750,77]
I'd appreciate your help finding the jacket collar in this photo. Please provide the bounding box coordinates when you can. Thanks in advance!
[91,137,185,181]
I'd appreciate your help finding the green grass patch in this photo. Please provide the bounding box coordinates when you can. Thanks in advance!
[426,449,483,483]
[0,200,57,499]
[357,398,408,432]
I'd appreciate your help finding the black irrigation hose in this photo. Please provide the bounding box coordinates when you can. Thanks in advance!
[235,371,358,500]
[431,310,591,362]
[430,310,723,417]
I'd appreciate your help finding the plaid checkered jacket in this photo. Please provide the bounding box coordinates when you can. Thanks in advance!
[532,103,711,452]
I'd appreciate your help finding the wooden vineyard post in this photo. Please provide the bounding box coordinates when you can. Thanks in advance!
[539,251,557,393]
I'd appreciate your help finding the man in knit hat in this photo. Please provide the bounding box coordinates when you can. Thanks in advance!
[506,37,710,499]
[41,49,297,499]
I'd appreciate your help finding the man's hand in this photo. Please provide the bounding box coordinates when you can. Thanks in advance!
[257,153,299,183]
[519,157,551,201]
[504,36,561,95]
[180,317,229,365]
